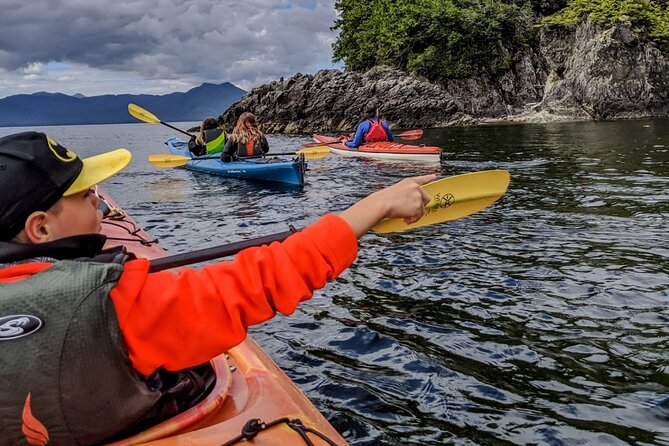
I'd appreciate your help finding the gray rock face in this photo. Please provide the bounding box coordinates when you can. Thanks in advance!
[220,68,462,133]
[533,21,669,121]
[220,20,669,133]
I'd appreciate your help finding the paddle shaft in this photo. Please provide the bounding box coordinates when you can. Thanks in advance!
[307,129,423,146]
[187,151,306,161]
[128,103,195,137]
[149,229,297,272]
[162,122,194,138]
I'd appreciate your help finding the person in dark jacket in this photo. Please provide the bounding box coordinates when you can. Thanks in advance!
[188,117,226,156]
[221,112,269,162]
[0,130,435,445]
[344,102,394,148]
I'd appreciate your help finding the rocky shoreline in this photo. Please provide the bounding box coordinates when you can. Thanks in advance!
[218,20,669,134]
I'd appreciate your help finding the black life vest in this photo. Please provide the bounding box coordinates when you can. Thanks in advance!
[235,137,264,158]
[0,240,214,444]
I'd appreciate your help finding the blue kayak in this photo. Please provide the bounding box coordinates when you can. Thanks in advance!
[166,137,305,187]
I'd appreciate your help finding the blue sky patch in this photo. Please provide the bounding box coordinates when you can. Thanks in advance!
[299,2,317,10]
[46,62,70,71]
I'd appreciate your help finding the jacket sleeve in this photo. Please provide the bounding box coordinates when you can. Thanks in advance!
[188,136,205,156]
[109,214,358,376]
[345,121,368,148]
[259,135,270,154]
[383,120,394,141]
[221,138,235,162]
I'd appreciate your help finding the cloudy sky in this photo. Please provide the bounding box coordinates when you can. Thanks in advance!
[0,0,341,98]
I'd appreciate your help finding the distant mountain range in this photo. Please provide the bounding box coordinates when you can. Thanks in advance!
[0,82,246,127]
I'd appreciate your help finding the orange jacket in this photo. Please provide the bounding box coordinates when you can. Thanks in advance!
[0,214,357,376]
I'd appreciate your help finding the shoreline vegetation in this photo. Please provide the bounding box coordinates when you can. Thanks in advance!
[332,0,668,82]
[219,0,669,133]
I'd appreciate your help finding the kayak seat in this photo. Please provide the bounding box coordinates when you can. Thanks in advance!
[114,362,216,440]
[108,355,232,445]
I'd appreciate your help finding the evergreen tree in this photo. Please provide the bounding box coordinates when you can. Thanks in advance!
[331,0,668,82]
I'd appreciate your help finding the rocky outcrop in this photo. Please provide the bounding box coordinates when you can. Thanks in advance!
[528,21,669,121]
[219,68,463,133]
[219,20,669,133]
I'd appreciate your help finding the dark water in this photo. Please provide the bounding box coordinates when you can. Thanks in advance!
[2,120,668,445]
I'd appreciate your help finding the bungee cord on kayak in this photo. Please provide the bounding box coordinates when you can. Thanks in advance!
[220,417,341,446]
[98,189,159,247]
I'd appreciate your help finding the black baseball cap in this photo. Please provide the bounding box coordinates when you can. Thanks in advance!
[0,131,131,241]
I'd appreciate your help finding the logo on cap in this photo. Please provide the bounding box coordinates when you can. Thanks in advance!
[47,137,77,163]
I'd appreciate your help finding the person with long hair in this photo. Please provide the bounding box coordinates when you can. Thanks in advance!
[220,112,270,162]
[343,102,394,148]
[188,117,226,157]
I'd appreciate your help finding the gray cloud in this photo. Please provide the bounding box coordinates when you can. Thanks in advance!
[0,0,340,97]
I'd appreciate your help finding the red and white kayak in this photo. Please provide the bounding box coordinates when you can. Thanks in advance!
[99,192,347,446]
[313,134,441,163]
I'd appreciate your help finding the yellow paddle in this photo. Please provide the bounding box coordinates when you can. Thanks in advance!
[128,103,195,138]
[149,170,510,271]
[372,170,510,233]
[148,146,330,168]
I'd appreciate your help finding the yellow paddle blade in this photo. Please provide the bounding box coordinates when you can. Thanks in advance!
[296,145,330,160]
[148,154,191,168]
[128,103,160,124]
[372,170,510,233]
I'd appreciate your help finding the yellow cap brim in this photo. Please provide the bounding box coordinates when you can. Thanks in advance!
[63,148,132,196]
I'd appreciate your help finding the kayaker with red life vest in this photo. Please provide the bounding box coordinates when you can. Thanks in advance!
[344,102,394,148]
[188,117,226,157]
[0,131,435,445]
[221,112,270,162]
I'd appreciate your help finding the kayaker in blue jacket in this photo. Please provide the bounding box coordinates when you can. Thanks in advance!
[344,102,394,149]
[221,112,270,162]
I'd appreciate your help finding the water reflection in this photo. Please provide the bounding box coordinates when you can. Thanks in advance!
[1,119,667,445]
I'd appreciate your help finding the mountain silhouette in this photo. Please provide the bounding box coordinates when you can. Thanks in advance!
[0,82,245,126]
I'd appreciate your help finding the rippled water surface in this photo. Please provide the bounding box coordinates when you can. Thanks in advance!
[2,120,668,445]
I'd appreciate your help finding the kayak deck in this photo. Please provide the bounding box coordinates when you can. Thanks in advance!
[313,134,441,162]
[99,192,346,445]
[166,137,306,188]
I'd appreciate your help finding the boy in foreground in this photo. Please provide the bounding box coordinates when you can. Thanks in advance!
[0,131,435,444]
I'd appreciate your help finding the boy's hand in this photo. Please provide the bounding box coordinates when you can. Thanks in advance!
[372,174,436,224]
[339,174,438,237]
